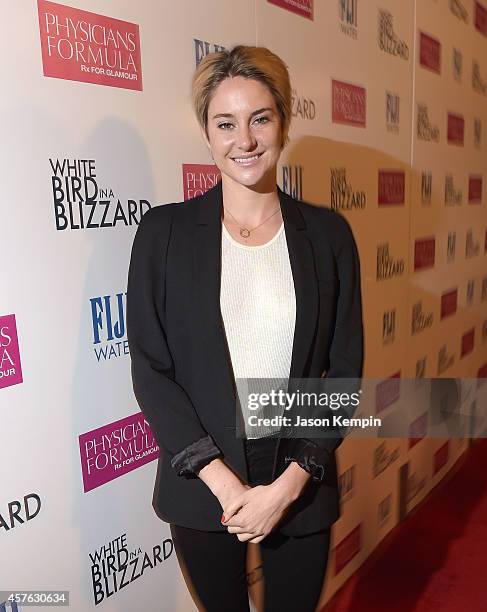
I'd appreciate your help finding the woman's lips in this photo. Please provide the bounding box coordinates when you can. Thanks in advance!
[231,152,263,166]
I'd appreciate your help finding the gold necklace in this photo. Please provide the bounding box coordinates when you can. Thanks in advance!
[223,205,281,239]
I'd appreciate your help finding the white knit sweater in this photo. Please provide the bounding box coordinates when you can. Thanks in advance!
[220,221,296,438]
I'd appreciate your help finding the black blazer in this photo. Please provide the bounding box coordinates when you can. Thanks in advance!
[127,180,364,536]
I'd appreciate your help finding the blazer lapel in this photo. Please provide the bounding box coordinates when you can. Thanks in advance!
[191,181,319,422]
[278,187,319,381]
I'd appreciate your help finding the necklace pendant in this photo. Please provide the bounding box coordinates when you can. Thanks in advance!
[240,228,251,238]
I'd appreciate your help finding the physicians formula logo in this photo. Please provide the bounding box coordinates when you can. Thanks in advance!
[79,412,159,492]
[37,0,142,90]
[433,441,450,474]
[334,523,361,575]
[378,170,405,206]
[182,164,221,200]
[475,1,487,36]
[441,288,458,319]
[375,373,401,414]
[468,176,483,203]
[461,328,475,357]
[414,236,435,271]
[0,315,23,390]
[332,79,366,127]
[267,0,313,20]
[447,112,465,145]
[419,31,441,74]
[90,292,128,362]
[408,411,428,449]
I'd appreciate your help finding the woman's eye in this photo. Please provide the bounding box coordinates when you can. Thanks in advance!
[217,122,233,130]
[254,116,269,124]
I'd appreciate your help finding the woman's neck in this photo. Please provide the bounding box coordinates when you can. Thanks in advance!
[221,177,280,226]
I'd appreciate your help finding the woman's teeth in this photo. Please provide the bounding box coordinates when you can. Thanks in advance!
[233,154,261,163]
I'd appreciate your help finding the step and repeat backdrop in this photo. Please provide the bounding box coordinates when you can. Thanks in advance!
[1,1,486,610]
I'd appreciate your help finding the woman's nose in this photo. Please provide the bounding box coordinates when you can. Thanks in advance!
[236,125,257,150]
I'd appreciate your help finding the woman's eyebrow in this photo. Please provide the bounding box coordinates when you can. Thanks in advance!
[212,107,274,119]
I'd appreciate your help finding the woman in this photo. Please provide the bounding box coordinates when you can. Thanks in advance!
[127,45,363,612]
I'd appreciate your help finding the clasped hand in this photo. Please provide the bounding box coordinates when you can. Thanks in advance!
[221,483,291,544]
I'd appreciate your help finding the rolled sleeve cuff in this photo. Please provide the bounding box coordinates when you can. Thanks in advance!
[170,434,222,478]
[284,438,331,483]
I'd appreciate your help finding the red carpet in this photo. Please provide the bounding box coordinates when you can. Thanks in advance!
[322,439,487,612]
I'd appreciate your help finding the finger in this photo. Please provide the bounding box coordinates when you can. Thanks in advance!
[223,508,247,527]
[222,499,245,523]
[237,532,261,542]
[248,535,265,544]
[227,524,253,534]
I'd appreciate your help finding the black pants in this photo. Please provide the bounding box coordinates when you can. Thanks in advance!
[170,436,331,612]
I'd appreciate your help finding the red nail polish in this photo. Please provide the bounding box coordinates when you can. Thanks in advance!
[221,514,225,523]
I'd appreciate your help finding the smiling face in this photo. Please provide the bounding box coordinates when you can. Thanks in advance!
[203,76,284,191]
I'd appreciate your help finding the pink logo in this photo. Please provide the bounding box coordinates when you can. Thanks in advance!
[182,164,221,201]
[79,412,159,492]
[378,170,405,205]
[332,79,366,127]
[375,372,401,414]
[267,0,313,20]
[468,176,483,203]
[414,237,435,271]
[475,1,487,36]
[409,412,428,449]
[433,441,449,475]
[37,0,142,90]
[447,112,465,145]
[478,362,487,387]
[441,288,458,319]
[334,523,361,575]
[0,314,23,390]
[461,328,475,357]
[419,32,441,74]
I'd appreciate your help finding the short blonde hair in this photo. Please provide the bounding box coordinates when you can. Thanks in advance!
[191,45,292,148]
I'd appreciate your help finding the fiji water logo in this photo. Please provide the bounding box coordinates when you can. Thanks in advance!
[0,315,23,390]
[90,293,128,362]
[193,39,225,67]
